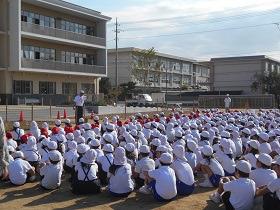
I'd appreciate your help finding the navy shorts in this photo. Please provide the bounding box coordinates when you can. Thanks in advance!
[109,191,131,198]
[148,180,176,202]
[176,180,194,196]
[209,174,222,187]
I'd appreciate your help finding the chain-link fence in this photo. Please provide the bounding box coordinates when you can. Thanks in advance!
[198,94,275,109]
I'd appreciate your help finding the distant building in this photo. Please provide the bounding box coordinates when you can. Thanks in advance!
[0,0,111,104]
[210,55,280,94]
[108,47,211,92]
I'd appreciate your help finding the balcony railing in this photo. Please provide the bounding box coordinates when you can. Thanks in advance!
[21,22,106,46]
[21,58,106,75]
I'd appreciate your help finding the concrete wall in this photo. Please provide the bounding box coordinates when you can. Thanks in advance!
[213,59,262,94]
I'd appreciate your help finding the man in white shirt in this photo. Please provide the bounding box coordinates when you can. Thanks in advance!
[209,160,256,210]
[74,90,87,124]
[224,94,231,113]
[8,151,35,185]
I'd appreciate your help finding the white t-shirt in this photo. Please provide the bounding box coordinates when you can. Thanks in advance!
[98,153,114,172]
[185,152,197,169]
[64,150,79,168]
[233,138,243,157]
[95,149,104,161]
[224,97,231,108]
[249,168,277,187]
[40,163,63,190]
[267,178,280,200]
[7,139,18,149]
[148,166,177,200]
[223,178,256,210]
[74,95,87,106]
[8,158,33,185]
[171,159,194,186]
[23,149,41,162]
[135,156,155,179]
[200,158,225,176]
[75,162,98,181]
[108,163,134,194]
[215,152,236,174]
[11,129,24,141]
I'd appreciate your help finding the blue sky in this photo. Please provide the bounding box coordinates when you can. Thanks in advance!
[66,0,280,60]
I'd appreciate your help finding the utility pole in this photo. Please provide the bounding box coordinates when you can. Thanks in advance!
[114,18,120,88]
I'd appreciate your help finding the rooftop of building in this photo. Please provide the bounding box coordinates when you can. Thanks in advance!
[23,0,111,21]
[210,55,280,63]
[108,47,198,63]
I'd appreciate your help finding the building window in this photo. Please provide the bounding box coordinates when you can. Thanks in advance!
[61,51,94,65]
[13,80,33,94]
[81,83,95,94]
[60,19,94,36]
[39,81,56,94]
[62,83,77,95]
[22,45,55,61]
[21,10,56,28]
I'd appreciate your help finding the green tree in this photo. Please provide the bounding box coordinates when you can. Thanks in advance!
[99,78,111,95]
[131,47,161,89]
[251,70,280,106]
[119,82,136,99]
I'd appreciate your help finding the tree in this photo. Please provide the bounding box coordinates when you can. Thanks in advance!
[251,70,280,106]
[99,78,111,95]
[119,82,136,99]
[131,47,161,90]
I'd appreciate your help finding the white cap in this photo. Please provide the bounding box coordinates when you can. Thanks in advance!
[187,140,197,152]
[94,116,99,121]
[55,119,61,126]
[114,147,126,165]
[89,139,100,147]
[49,150,62,162]
[201,131,210,139]
[48,141,58,150]
[64,119,71,124]
[173,145,187,161]
[7,145,15,153]
[13,151,24,159]
[236,160,251,174]
[158,124,165,131]
[124,143,135,152]
[201,145,213,156]
[84,123,91,130]
[151,138,161,147]
[67,141,77,150]
[77,143,90,154]
[103,144,114,153]
[258,132,269,142]
[273,156,280,165]
[76,136,86,144]
[13,122,20,128]
[57,134,67,143]
[175,130,183,138]
[257,153,272,166]
[27,136,36,146]
[152,130,161,138]
[130,129,138,137]
[247,140,260,150]
[156,145,168,153]
[144,122,151,129]
[139,145,150,154]
[259,143,272,154]
[190,123,197,129]
[106,123,115,131]
[160,153,173,164]
[79,118,84,123]
[242,128,251,135]
[151,122,158,128]
[80,90,85,94]
[66,133,74,141]
[221,131,230,138]
[81,149,97,164]
[103,133,113,143]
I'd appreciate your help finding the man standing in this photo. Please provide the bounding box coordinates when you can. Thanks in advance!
[74,90,87,124]
[224,94,231,113]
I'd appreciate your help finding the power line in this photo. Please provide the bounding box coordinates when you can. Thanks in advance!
[119,22,279,40]
[123,8,280,32]
[108,3,280,26]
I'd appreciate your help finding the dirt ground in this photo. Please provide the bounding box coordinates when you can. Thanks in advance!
[0,175,225,210]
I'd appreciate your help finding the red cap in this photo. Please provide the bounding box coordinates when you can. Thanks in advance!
[20,133,32,144]
[6,132,12,139]
[51,127,60,135]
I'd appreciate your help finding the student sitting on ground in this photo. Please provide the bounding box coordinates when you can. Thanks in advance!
[97,144,114,186]
[72,149,101,194]
[171,145,195,196]
[256,157,280,210]
[209,160,256,210]
[108,147,134,197]
[39,150,63,190]
[195,145,225,187]
[8,151,35,186]
[144,153,177,202]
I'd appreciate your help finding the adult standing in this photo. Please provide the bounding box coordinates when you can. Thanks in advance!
[74,90,87,124]
[224,94,231,113]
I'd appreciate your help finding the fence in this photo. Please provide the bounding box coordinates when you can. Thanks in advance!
[198,94,275,109]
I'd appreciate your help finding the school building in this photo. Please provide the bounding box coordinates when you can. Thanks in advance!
[0,0,111,105]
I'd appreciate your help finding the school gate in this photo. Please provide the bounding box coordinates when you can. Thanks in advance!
[198,95,275,109]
